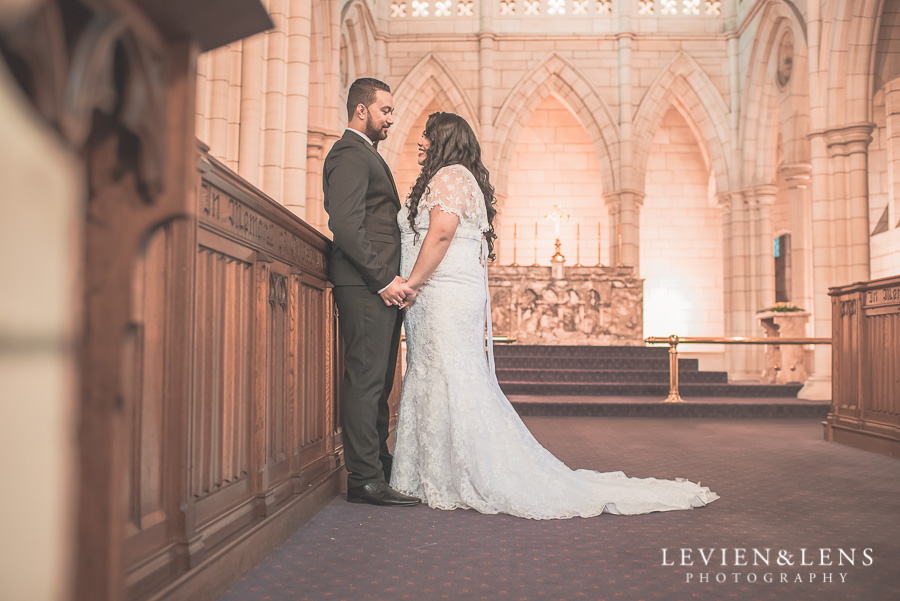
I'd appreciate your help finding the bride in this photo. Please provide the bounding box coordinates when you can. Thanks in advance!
[390,111,719,519]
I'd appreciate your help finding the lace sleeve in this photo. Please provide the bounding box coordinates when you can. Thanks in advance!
[420,165,476,221]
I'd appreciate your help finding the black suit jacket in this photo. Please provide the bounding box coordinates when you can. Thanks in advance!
[323,130,402,293]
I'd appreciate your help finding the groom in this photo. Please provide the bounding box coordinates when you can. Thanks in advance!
[323,77,420,507]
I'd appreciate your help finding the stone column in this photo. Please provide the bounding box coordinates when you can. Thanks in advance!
[720,190,760,380]
[604,190,644,269]
[305,131,329,233]
[615,27,636,270]
[844,127,874,282]
[304,0,342,235]
[283,0,312,218]
[195,52,210,140]
[718,194,734,341]
[747,184,777,312]
[238,34,264,187]
[208,46,233,164]
[781,163,813,321]
[887,83,900,221]
[477,0,498,255]
[800,125,874,400]
[800,130,833,400]
[477,31,496,161]
[825,125,874,283]
[262,0,287,200]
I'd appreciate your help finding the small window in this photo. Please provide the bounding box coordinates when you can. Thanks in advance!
[774,233,792,303]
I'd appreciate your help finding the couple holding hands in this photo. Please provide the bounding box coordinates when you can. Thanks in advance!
[323,77,718,519]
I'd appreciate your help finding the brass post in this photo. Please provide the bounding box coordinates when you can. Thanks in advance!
[664,334,684,402]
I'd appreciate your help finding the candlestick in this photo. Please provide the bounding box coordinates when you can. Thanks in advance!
[617,222,623,266]
[574,224,582,266]
[512,223,518,266]
[596,221,603,266]
[532,222,539,266]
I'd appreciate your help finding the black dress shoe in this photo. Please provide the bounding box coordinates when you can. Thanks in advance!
[347,481,421,506]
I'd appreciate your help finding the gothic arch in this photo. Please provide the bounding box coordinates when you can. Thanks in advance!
[821,0,886,127]
[380,53,480,166]
[493,52,620,196]
[740,2,810,186]
[340,0,378,98]
[631,51,732,195]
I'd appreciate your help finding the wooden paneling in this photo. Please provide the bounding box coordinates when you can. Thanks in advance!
[116,144,348,600]
[825,276,900,458]
[123,224,180,597]
[2,2,322,600]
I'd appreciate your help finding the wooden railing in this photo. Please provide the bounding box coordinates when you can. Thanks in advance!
[119,142,401,601]
[826,275,900,458]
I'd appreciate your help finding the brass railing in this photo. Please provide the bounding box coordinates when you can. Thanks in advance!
[644,335,832,403]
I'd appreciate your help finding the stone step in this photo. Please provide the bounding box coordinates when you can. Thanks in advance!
[494,367,727,384]
[492,355,700,371]
[492,345,667,358]
[507,395,829,418]
[498,381,803,398]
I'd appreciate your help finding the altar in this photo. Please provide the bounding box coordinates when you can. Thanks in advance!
[488,264,643,346]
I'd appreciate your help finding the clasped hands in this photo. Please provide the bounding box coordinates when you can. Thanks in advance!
[379,275,418,309]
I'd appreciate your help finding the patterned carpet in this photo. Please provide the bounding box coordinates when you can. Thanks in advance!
[218,417,900,601]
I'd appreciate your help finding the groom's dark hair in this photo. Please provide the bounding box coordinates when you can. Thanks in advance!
[347,78,391,120]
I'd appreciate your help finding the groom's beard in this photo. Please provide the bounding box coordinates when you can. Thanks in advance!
[365,114,389,142]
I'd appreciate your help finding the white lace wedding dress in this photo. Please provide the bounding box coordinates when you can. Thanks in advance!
[390,164,719,519]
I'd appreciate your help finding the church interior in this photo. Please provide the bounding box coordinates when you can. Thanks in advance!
[1,0,899,599]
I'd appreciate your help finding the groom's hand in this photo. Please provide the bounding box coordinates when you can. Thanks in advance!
[379,276,408,306]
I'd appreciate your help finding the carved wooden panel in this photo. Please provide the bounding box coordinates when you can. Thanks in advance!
[861,287,900,426]
[263,260,293,506]
[832,296,860,417]
[191,237,255,526]
[298,280,330,478]
[827,276,900,457]
[122,224,182,598]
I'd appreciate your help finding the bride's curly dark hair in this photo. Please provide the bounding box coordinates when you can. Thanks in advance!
[407,112,498,260]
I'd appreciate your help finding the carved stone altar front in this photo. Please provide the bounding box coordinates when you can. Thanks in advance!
[488,265,643,345]
[757,310,811,384]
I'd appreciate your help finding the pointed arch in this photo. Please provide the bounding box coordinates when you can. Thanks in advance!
[822,0,885,127]
[340,0,378,99]
[380,53,480,166]
[740,2,810,186]
[493,52,620,195]
[632,52,732,195]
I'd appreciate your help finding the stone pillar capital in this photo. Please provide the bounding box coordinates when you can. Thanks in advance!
[780,163,811,188]
[306,130,328,160]
[744,185,778,206]
[603,189,645,208]
[824,122,876,156]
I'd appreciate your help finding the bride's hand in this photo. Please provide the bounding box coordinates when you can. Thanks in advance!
[398,282,418,309]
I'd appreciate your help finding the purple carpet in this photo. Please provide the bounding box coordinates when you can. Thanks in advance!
[217,417,900,601]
